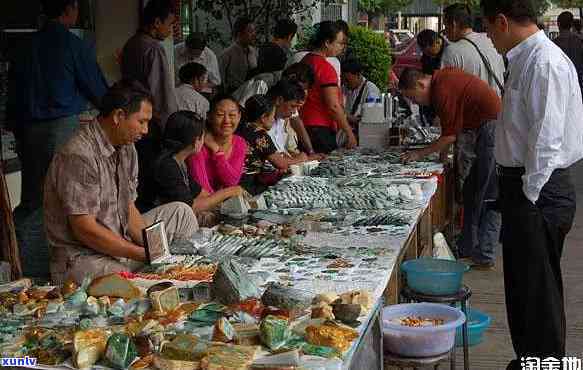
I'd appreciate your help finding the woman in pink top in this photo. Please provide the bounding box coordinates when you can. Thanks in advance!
[188,94,247,193]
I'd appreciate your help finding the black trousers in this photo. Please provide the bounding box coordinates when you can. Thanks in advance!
[306,126,338,154]
[500,167,575,369]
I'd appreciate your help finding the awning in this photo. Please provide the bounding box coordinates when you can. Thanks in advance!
[400,0,442,17]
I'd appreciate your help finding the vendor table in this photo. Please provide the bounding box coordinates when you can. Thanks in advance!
[345,199,440,370]
[3,151,454,370]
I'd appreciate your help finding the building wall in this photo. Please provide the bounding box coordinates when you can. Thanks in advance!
[94,0,141,83]
[94,0,175,85]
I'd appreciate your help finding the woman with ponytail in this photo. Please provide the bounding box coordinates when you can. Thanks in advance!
[153,111,243,223]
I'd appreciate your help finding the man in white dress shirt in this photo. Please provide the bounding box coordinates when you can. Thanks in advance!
[441,3,506,270]
[482,0,583,367]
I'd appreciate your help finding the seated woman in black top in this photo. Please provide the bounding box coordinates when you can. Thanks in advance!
[153,111,243,225]
[237,95,306,195]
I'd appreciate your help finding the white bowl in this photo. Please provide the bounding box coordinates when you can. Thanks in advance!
[382,303,466,357]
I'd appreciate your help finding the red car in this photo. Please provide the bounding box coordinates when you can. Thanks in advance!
[388,39,422,89]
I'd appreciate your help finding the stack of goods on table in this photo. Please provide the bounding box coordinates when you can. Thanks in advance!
[399,117,442,147]
[0,262,371,370]
[0,149,445,369]
[308,149,443,179]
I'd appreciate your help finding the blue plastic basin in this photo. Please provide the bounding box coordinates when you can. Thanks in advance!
[401,258,469,295]
[455,308,491,347]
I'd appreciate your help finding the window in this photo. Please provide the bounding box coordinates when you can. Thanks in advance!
[321,3,343,22]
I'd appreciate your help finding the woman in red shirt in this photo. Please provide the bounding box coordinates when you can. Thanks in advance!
[300,21,357,153]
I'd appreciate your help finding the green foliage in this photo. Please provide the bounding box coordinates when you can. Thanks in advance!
[294,24,316,51]
[550,0,583,7]
[434,0,480,13]
[432,0,478,7]
[381,0,415,13]
[434,0,550,16]
[346,26,392,90]
[197,0,327,47]
[359,0,385,14]
[359,0,413,15]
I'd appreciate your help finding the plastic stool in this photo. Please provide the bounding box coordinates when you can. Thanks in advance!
[384,351,450,370]
[400,285,472,370]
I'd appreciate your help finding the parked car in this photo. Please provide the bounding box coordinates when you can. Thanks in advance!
[388,29,415,47]
[390,38,422,80]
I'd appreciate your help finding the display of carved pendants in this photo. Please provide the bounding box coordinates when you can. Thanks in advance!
[0,148,445,370]
[199,232,288,259]
[351,211,413,227]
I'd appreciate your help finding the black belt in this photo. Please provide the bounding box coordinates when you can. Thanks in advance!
[497,165,525,177]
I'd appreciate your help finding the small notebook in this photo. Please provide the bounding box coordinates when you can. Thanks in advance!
[142,221,187,265]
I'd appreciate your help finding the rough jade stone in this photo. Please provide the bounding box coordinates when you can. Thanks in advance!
[259,315,290,350]
[104,333,138,369]
[261,283,312,311]
[211,260,260,305]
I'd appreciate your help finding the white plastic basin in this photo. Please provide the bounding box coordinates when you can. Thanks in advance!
[382,303,466,357]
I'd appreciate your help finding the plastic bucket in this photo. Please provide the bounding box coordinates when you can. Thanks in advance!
[401,258,469,295]
[382,303,466,357]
